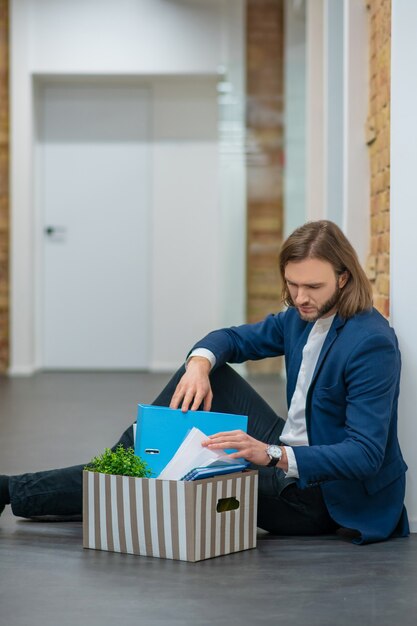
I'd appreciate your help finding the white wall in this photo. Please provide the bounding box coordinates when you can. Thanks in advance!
[150,79,221,369]
[26,0,224,75]
[217,0,247,329]
[391,0,417,532]
[306,0,325,223]
[342,0,369,265]
[305,0,369,265]
[10,0,246,373]
[284,0,307,237]
[324,0,344,226]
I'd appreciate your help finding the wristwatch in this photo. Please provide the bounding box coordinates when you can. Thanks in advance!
[266,444,282,467]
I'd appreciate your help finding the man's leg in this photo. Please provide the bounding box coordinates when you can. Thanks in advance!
[256,473,338,535]
[3,366,189,517]
[4,424,135,519]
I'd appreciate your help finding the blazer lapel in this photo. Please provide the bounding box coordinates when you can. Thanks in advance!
[310,314,346,387]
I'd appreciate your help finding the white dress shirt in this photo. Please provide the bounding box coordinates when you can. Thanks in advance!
[279,314,335,477]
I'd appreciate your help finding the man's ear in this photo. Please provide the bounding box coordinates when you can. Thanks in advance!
[338,271,349,289]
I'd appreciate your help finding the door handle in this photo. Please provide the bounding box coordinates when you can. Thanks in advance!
[44,226,67,241]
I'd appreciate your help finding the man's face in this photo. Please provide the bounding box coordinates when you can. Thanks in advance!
[284,258,345,322]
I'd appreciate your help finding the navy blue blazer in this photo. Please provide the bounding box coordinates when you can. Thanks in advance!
[192,307,409,544]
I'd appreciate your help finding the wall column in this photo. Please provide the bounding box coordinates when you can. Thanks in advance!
[246,0,284,374]
[365,0,391,318]
[0,0,9,373]
[390,0,417,532]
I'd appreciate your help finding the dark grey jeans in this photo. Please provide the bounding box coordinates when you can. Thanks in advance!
[9,365,338,536]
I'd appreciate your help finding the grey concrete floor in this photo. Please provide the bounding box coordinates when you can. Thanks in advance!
[1,371,416,626]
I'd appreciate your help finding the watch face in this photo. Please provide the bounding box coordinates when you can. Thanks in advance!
[267,445,281,460]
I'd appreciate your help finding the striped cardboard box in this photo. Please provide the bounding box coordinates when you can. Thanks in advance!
[83,470,258,562]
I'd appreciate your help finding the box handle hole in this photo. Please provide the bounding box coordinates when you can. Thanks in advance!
[216,497,240,513]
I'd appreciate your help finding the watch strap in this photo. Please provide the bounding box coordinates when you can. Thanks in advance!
[267,456,280,467]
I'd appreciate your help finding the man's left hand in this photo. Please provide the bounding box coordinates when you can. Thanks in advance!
[201,430,282,467]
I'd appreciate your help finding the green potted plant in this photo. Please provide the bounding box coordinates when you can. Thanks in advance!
[84,444,152,478]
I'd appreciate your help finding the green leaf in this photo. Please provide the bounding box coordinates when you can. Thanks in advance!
[84,444,153,478]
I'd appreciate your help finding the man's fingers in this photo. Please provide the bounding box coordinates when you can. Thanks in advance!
[207,440,238,450]
[203,391,213,412]
[191,386,212,411]
[207,430,245,440]
[190,394,202,411]
[182,390,211,412]
[204,430,268,465]
[169,383,187,409]
[169,366,212,413]
[169,391,182,409]
[171,385,212,412]
[204,430,252,452]
[180,395,191,413]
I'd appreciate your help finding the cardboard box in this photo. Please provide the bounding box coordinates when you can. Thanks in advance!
[83,470,258,562]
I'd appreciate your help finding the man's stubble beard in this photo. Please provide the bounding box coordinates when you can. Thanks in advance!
[297,285,341,322]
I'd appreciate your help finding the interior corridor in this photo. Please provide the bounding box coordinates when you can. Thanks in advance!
[0,371,416,625]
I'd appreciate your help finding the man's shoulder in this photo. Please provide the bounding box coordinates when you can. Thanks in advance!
[340,307,397,344]
[344,307,390,328]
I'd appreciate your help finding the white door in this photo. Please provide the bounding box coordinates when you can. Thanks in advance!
[40,82,150,369]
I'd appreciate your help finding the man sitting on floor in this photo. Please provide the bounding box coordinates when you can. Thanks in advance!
[0,220,409,544]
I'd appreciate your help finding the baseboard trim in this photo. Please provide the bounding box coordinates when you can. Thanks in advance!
[408,520,417,534]
[7,365,36,376]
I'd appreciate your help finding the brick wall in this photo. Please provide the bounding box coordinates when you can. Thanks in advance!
[246,0,284,373]
[0,0,8,373]
[366,0,391,319]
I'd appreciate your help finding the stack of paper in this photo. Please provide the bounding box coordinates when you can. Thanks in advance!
[157,427,248,481]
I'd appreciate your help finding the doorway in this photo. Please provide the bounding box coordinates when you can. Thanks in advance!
[37,81,150,369]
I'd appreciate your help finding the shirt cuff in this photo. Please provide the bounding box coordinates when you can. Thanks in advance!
[186,348,216,371]
[283,446,299,478]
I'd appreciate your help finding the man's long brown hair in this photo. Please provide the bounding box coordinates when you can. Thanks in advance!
[279,220,373,319]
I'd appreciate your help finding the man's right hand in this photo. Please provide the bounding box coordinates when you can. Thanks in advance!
[169,357,213,413]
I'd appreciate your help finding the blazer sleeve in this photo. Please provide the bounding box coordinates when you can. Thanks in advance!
[293,331,402,485]
[190,312,287,367]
